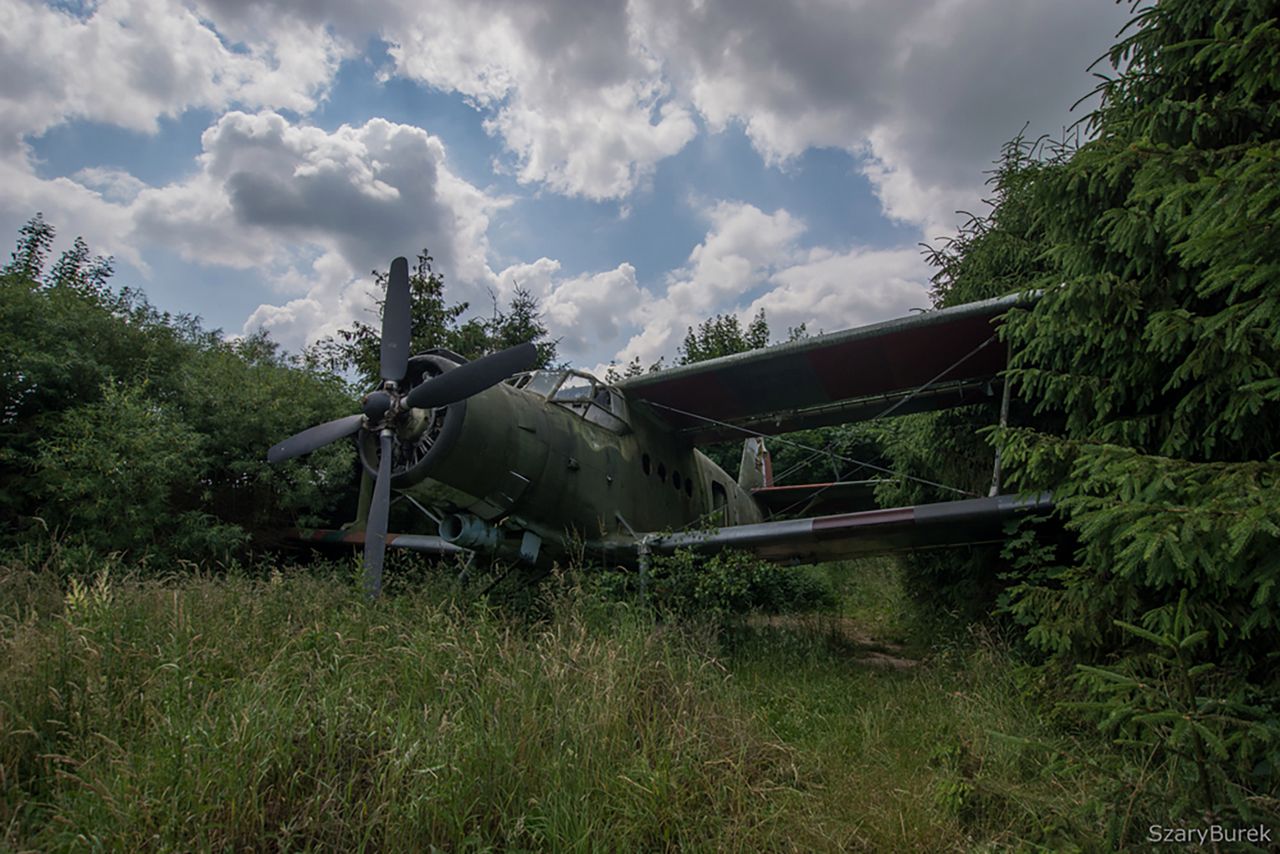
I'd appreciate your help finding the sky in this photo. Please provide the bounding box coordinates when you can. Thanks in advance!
[2,0,1132,377]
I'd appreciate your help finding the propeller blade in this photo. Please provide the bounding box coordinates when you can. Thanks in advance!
[403,341,538,410]
[363,430,393,599]
[267,413,363,464]
[380,256,412,383]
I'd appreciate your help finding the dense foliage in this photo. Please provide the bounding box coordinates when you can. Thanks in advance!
[997,0,1280,662]
[677,308,771,365]
[595,549,837,621]
[0,216,356,563]
[897,0,1280,823]
[305,250,559,387]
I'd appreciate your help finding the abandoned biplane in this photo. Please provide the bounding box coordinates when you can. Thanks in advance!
[268,257,1049,596]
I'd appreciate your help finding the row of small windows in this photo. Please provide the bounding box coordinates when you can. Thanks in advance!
[641,453,694,497]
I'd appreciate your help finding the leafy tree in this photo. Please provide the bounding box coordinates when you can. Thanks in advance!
[3,213,55,282]
[677,308,769,365]
[33,381,239,558]
[993,0,1280,672]
[604,356,644,382]
[310,251,558,387]
[1,215,356,563]
[926,131,1071,311]
[47,236,114,292]
[606,309,788,384]
[489,285,560,368]
[604,355,667,383]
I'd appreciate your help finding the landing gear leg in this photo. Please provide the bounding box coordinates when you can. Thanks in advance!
[352,469,374,531]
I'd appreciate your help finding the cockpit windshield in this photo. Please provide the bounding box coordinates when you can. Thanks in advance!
[510,370,561,397]
[508,369,630,433]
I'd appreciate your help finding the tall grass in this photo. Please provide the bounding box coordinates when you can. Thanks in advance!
[1,556,1180,851]
[723,560,1132,851]
[2,564,811,850]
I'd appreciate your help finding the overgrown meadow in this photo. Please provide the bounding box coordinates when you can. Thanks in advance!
[1,552,1190,852]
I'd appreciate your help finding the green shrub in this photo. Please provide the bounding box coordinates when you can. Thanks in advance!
[1068,591,1280,825]
[594,549,837,623]
[0,216,357,564]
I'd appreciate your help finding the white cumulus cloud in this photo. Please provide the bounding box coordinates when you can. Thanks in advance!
[636,0,1128,235]
[0,0,347,149]
[126,111,509,349]
[608,200,929,371]
[387,0,697,201]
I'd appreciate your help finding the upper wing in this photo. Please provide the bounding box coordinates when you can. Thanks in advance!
[645,493,1052,566]
[617,293,1028,443]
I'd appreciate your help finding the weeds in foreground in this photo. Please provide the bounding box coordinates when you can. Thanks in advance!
[3,556,1251,851]
[1,562,812,851]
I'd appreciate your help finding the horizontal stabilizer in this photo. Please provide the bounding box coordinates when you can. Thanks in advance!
[751,479,883,517]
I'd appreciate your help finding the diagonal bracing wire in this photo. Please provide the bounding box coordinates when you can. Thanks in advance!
[649,399,980,500]
[765,332,1002,516]
[644,332,1001,528]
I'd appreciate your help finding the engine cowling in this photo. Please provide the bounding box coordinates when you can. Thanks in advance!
[356,353,467,488]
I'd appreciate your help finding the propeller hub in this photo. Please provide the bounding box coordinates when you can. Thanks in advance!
[362,389,395,421]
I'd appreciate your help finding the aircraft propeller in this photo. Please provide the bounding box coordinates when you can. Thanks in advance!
[267,256,538,597]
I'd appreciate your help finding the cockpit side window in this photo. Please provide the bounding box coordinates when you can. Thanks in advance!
[583,387,627,431]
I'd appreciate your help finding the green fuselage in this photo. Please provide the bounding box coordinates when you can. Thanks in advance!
[358,360,761,566]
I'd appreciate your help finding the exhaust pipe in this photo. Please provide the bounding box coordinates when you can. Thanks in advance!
[439,514,542,564]
[439,514,500,550]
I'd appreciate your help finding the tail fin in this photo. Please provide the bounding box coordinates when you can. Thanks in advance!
[737,437,773,491]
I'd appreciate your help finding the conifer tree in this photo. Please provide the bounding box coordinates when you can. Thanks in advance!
[995,0,1280,675]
